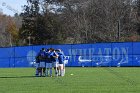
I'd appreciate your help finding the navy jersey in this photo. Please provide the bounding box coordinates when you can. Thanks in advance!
[35,55,40,63]
[38,50,47,61]
[45,51,52,63]
[50,51,58,62]
[58,52,65,64]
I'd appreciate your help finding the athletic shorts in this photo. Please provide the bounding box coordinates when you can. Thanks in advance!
[35,63,40,69]
[59,64,64,70]
[46,63,52,68]
[39,61,46,68]
[53,62,59,67]
[59,64,64,67]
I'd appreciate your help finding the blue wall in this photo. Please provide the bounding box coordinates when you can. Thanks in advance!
[0,42,140,67]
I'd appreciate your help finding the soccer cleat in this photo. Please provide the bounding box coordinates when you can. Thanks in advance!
[35,74,39,77]
[39,73,42,77]
[46,74,49,77]
[43,73,46,77]
[55,74,58,77]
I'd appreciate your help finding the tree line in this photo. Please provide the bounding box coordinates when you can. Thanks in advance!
[0,0,140,47]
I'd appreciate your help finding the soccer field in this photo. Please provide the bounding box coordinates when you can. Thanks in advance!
[0,67,139,93]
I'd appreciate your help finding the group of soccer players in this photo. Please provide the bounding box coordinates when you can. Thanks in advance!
[35,48,65,77]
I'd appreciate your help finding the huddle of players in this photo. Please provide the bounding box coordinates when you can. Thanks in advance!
[35,48,65,77]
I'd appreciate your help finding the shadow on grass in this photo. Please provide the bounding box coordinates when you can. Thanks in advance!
[0,76,36,78]
[103,67,137,86]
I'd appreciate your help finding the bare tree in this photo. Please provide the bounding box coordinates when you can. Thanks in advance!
[60,0,139,43]
[0,15,11,47]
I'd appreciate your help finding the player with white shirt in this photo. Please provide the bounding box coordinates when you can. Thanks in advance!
[56,49,65,76]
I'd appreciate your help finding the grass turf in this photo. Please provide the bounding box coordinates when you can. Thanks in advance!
[0,67,139,93]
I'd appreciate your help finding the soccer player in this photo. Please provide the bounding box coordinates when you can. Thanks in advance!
[38,48,47,77]
[50,48,59,77]
[57,49,65,76]
[45,49,53,77]
[61,50,66,76]
[35,52,40,77]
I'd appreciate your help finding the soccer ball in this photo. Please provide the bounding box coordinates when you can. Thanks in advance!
[70,74,74,75]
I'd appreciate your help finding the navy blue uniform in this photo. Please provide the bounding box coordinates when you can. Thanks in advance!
[45,51,51,63]
[50,51,58,63]
[38,50,47,68]
[58,52,65,64]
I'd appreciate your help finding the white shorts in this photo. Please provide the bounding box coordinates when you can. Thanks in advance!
[59,64,64,69]
[59,64,63,67]
[39,61,46,68]
[35,63,40,69]
[53,62,59,67]
[46,63,52,68]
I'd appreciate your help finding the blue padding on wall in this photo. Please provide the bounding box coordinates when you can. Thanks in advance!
[0,58,10,67]
[132,55,140,66]
[91,54,112,67]
[77,55,92,67]
[14,46,33,57]
[9,58,15,67]
[133,42,140,55]
[70,56,82,67]
[26,56,36,67]
[111,42,132,55]
[14,57,29,67]
[71,44,93,56]
[0,47,14,58]
[111,55,133,67]
[0,42,140,67]
[92,43,112,55]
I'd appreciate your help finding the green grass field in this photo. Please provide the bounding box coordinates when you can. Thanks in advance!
[0,67,140,93]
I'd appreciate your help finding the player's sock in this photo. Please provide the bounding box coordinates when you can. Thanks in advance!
[61,69,64,76]
[62,69,65,76]
[43,68,46,76]
[63,69,65,75]
[50,68,52,77]
[40,68,42,77]
[46,68,48,76]
[35,69,39,75]
[55,69,58,76]
[58,70,60,76]
[60,70,62,76]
